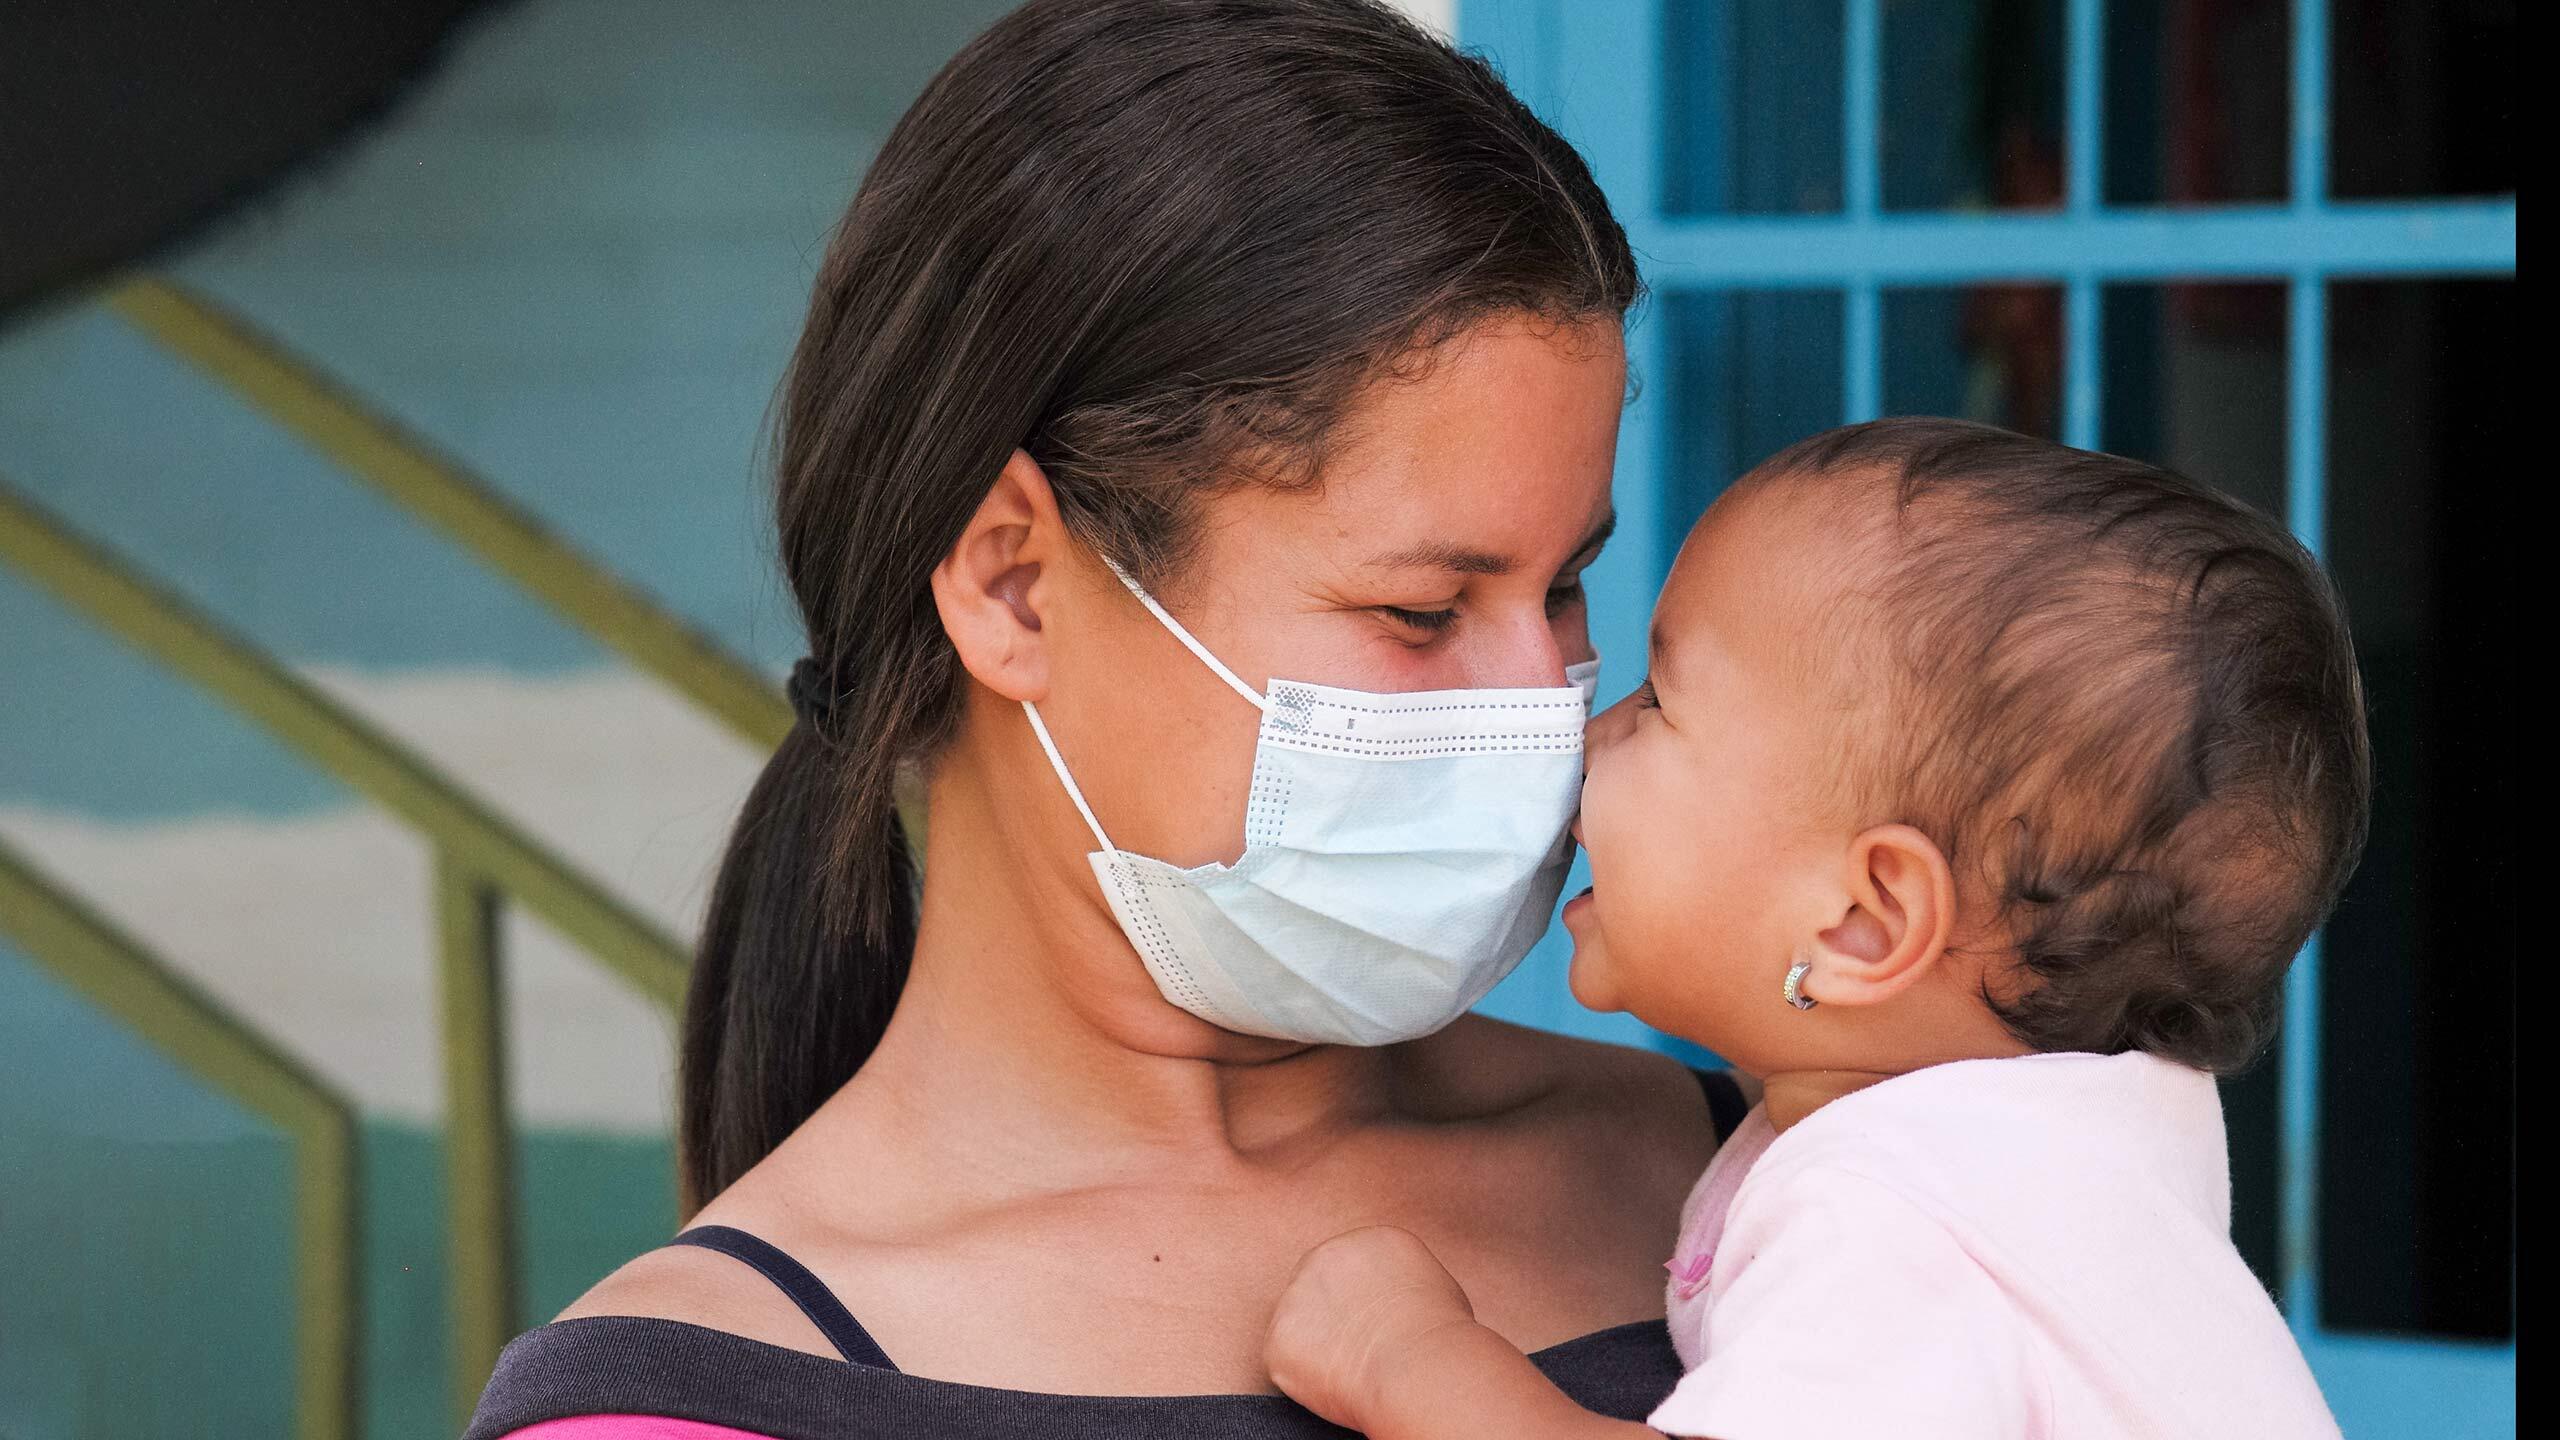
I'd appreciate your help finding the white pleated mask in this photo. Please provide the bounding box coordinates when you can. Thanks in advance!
[1023,561,1597,1046]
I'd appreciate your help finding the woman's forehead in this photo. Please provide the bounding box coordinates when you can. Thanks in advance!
[1215,321,1624,574]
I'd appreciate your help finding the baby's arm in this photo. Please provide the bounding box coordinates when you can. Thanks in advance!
[1263,1226,1661,1440]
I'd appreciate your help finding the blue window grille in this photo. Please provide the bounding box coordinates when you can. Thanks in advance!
[1460,1,2517,1433]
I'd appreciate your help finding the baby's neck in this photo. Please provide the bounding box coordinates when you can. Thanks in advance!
[1758,1032,2037,1132]
[1758,1068,1903,1132]
[1752,965,2040,1131]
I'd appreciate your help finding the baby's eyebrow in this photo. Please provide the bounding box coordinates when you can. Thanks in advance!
[1646,617,1680,692]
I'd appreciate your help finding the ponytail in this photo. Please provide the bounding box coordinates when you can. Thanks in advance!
[681,716,915,1210]
[680,0,1639,1207]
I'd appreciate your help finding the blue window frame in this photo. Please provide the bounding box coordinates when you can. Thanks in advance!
[1461,2,2516,1432]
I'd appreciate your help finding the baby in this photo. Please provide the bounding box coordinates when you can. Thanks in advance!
[1263,418,2364,1439]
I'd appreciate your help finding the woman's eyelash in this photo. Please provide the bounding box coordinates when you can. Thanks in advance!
[1634,679,1659,708]
[1381,605,1460,632]
[1377,578,1583,633]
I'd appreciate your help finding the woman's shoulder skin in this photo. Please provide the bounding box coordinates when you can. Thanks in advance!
[1396,1014,1730,1215]
[1401,1013,1722,1117]
[553,1018,1727,1372]
[1392,1014,1737,1168]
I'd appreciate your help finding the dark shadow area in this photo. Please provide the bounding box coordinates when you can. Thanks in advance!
[0,0,510,318]
[2318,275,2515,1341]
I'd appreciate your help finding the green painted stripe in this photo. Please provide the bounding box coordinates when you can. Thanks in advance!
[0,837,360,1440]
[0,478,691,1011]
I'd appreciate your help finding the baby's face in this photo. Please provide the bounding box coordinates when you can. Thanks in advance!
[1563,481,1864,1071]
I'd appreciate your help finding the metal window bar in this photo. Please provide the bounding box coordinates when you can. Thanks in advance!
[2279,0,2333,1338]
[2062,0,2104,447]
[1841,0,1881,421]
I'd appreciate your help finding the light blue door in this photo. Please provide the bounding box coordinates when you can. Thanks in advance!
[1461,1,2516,1433]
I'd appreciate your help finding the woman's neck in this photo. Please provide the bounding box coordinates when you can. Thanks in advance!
[830,756,1404,1185]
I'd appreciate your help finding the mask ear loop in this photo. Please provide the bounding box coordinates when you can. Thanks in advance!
[1100,558,1269,712]
[1024,700,1116,853]
[1023,556,1272,857]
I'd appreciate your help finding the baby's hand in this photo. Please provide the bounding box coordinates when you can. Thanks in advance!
[1264,1225,1481,1431]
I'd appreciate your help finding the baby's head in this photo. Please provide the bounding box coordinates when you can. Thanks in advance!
[1565,418,2369,1080]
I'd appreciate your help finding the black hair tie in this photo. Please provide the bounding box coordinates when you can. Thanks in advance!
[786,655,842,738]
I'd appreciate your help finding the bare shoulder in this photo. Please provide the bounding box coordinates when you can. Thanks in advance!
[1403,1015,1725,1152]
[1391,1017,1729,1247]
[551,1237,838,1359]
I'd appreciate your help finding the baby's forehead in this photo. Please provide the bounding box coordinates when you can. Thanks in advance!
[1654,476,1888,689]
[1677,471,1892,610]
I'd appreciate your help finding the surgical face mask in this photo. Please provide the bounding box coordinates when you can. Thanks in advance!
[1022,561,1599,1047]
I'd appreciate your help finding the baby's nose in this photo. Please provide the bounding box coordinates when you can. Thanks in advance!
[1585,691,1638,748]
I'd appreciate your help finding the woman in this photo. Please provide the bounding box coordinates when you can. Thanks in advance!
[466,2,1745,1435]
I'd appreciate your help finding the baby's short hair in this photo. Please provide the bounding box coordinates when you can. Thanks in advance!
[1750,418,2370,1073]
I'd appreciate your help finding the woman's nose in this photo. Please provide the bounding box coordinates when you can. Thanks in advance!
[1469,619,1573,688]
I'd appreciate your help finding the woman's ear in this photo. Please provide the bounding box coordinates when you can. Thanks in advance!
[1795,823,1959,1008]
[930,449,1069,703]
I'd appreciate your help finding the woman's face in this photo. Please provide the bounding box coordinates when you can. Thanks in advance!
[1037,315,1626,872]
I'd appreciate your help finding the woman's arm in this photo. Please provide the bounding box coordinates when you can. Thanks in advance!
[1264,1226,1661,1440]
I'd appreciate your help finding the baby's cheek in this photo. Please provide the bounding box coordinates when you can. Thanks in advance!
[1621,891,1699,1002]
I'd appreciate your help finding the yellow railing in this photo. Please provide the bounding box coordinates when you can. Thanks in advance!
[0,478,692,1428]
[6,275,869,1433]
[107,278,930,847]
[107,278,795,751]
[0,835,359,1440]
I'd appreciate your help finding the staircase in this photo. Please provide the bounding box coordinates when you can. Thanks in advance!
[1,278,787,1438]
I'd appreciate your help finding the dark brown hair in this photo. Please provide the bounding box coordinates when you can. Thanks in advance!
[683,0,1640,1206]
[1755,418,2370,1073]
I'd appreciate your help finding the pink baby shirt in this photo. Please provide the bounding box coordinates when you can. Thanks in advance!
[1649,1051,2341,1440]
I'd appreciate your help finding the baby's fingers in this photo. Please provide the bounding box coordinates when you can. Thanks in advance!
[1265,1226,1474,1427]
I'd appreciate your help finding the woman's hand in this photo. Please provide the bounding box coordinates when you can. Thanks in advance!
[1263,1225,1483,1431]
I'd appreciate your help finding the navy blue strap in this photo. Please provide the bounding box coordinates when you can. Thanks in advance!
[670,1224,897,1370]
[1693,1066,1749,1142]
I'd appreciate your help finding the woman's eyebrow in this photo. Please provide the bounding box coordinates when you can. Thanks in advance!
[1565,511,1618,567]
[1362,511,1618,576]
[1363,540,1513,575]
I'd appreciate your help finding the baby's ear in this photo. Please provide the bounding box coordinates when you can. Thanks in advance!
[1796,824,1958,1008]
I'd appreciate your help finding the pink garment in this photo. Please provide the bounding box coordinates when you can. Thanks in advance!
[502,1419,772,1440]
[1648,1051,2341,1440]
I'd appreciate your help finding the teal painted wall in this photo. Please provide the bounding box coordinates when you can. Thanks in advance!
[2,945,674,1440]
